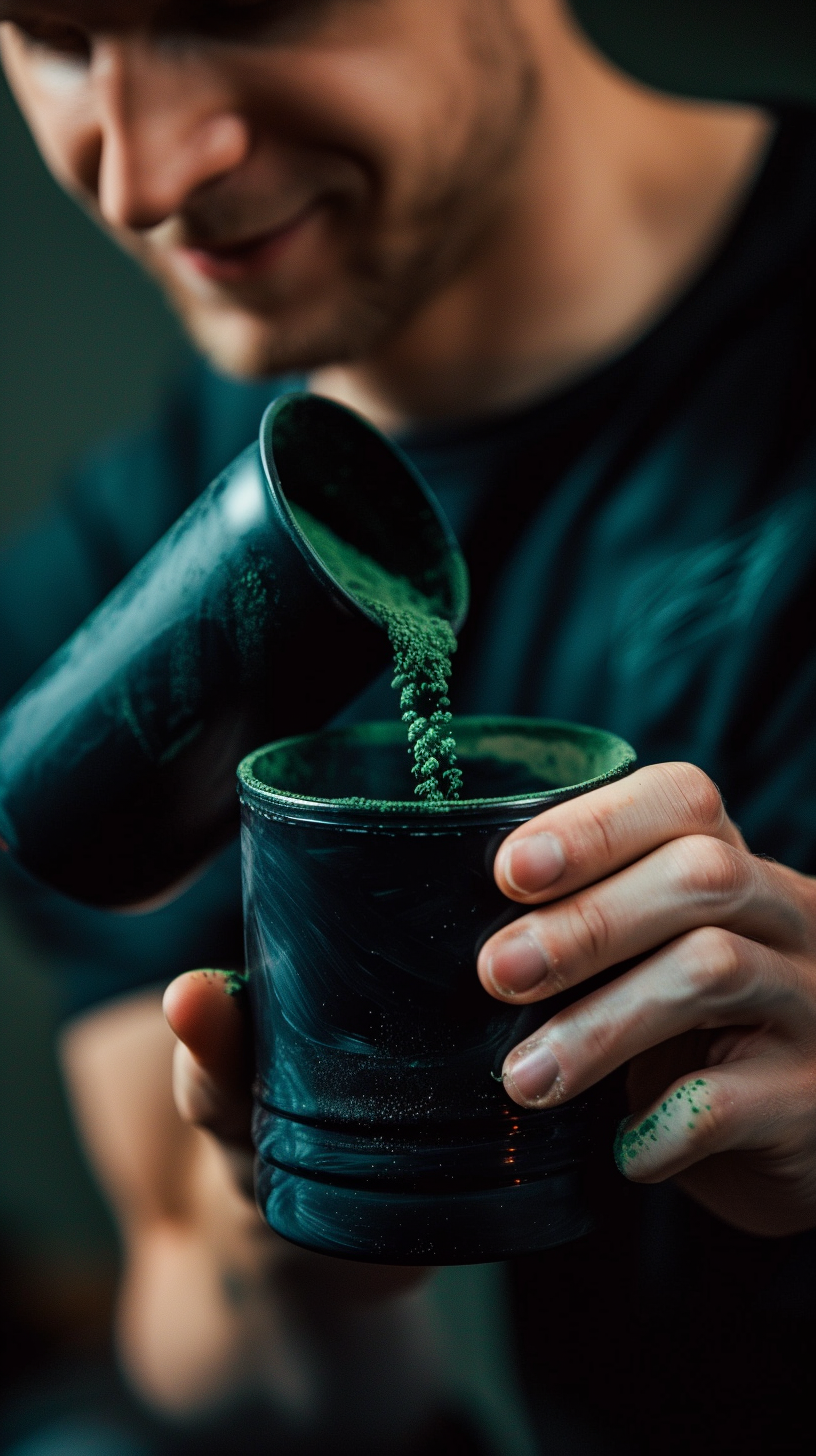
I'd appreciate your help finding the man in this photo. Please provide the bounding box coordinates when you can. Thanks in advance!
[2,1,816,1452]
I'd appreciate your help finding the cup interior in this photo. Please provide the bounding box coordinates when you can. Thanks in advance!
[239,716,635,814]
[261,393,469,629]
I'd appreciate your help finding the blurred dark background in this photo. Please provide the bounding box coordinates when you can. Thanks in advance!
[1,0,815,1444]
[0,55,190,1411]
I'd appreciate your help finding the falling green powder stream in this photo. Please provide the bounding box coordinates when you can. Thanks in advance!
[290,505,462,802]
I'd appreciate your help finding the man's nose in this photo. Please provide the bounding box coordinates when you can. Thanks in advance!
[91,40,251,231]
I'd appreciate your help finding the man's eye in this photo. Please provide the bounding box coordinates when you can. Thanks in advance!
[14,18,91,60]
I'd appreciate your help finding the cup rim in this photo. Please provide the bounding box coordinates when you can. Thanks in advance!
[237,715,636,827]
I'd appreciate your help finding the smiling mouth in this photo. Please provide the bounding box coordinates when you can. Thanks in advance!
[175,204,319,283]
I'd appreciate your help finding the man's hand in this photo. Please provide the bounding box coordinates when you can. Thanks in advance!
[61,974,442,1433]
[159,974,441,1430]
[163,970,425,1299]
[477,762,816,1238]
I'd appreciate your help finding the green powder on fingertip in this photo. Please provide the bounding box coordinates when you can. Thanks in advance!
[290,505,462,803]
[613,1078,711,1172]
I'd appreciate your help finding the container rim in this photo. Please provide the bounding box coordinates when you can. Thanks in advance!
[237,715,636,827]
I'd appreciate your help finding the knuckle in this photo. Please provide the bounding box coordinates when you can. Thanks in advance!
[673,834,746,902]
[681,925,745,998]
[660,762,725,834]
[694,1089,727,1147]
[568,892,614,963]
[583,798,618,861]
[582,1016,619,1066]
[172,1049,221,1131]
[174,1085,203,1127]
[177,1085,216,1132]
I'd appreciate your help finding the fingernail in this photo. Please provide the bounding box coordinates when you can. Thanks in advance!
[503,1040,561,1107]
[500,832,565,896]
[486,929,547,995]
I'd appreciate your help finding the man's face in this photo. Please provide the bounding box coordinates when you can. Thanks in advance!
[0,0,538,377]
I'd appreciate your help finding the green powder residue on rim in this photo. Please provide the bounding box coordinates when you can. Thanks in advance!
[240,717,638,816]
[290,505,462,803]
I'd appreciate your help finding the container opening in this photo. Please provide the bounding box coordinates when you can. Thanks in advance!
[262,394,468,627]
[241,717,635,810]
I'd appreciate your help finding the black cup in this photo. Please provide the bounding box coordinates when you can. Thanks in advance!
[0,394,467,908]
[239,716,636,1265]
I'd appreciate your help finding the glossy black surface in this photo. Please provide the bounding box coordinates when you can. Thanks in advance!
[0,395,466,907]
[240,717,635,1264]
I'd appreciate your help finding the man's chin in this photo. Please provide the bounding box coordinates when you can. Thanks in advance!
[170,292,389,383]
[188,310,292,381]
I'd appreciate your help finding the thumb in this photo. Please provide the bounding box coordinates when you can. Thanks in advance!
[163,970,253,1146]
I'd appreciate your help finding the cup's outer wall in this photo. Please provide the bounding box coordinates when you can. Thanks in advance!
[242,722,635,1263]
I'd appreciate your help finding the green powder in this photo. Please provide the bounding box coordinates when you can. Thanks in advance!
[290,505,462,802]
[613,1078,712,1172]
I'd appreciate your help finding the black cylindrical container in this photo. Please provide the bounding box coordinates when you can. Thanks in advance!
[240,717,636,1265]
[0,394,467,908]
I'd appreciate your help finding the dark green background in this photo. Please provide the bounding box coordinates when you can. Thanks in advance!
[0,0,815,1294]
[574,0,816,103]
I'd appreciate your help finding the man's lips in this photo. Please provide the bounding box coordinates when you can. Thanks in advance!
[174,204,318,283]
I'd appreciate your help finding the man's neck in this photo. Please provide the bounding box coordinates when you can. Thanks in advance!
[312,6,772,433]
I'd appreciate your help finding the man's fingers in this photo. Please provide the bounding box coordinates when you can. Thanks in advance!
[163,970,253,1146]
[499,928,805,1109]
[494,761,744,905]
[480,836,808,1003]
